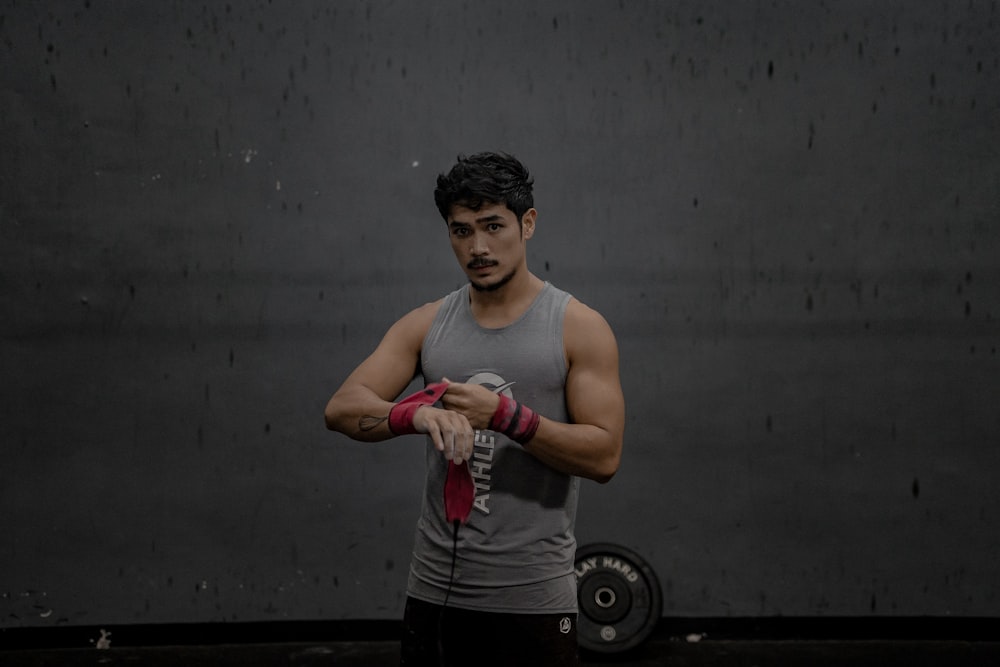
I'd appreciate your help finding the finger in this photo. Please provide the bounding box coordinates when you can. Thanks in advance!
[446,419,468,464]
[454,430,471,464]
[459,430,474,463]
[454,418,474,463]
[443,423,457,461]
[413,407,439,447]
[440,400,464,419]
[427,423,445,453]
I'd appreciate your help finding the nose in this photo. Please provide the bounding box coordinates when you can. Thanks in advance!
[470,231,488,255]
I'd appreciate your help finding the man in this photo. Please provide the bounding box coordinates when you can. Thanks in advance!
[325,152,624,666]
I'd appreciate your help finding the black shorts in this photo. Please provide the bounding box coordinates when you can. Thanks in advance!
[400,596,579,667]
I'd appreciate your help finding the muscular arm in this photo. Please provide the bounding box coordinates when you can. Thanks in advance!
[324,302,476,462]
[441,299,624,483]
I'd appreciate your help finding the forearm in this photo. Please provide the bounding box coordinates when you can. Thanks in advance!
[440,380,623,482]
[522,417,622,484]
[326,382,476,465]
[324,386,396,442]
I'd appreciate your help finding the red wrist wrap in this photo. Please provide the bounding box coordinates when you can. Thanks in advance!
[388,382,449,436]
[489,394,540,444]
[387,402,421,435]
[387,381,474,525]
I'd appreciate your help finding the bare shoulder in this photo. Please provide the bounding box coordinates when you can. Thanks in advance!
[563,297,619,363]
[339,298,445,399]
[400,298,445,329]
[565,296,612,330]
[385,298,445,349]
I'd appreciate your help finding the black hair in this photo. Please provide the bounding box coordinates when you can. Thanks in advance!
[433,152,534,222]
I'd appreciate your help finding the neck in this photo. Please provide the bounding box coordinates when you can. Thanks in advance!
[467,269,544,327]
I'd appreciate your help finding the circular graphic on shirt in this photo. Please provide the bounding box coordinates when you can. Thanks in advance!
[466,371,515,399]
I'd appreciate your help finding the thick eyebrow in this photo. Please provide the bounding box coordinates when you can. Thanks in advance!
[449,214,503,228]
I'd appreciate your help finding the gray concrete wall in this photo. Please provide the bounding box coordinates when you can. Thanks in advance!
[1,0,997,626]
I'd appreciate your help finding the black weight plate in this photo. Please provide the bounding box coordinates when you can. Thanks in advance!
[574,543,662,654]
[578,571,632,624]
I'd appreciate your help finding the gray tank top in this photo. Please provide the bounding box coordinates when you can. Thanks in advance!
[406,282,579,613]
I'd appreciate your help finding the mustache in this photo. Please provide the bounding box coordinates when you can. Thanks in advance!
[467,258,498,269]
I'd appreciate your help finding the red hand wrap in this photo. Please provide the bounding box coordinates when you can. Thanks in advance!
[387,382,474,524]
[444,461,475,524]
[489,394,540,445]
[388,383,448,435]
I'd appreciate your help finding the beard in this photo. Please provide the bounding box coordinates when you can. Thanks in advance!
[469,265,517,293]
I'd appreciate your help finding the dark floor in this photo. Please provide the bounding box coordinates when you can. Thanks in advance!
[3,619,999,666]
[2,639,1000,667]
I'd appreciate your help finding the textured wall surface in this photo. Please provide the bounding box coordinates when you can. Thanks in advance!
[1,1,998,627]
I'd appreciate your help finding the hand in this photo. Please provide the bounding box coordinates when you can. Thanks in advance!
[412,405,475,464]
[439,378,501,431]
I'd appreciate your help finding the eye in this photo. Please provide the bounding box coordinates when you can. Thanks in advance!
[487,223,503,232]
[451,226,470,237]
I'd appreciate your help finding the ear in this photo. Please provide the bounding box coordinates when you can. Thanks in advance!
[521,208,537,240]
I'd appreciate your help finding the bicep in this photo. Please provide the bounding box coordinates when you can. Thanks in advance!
[564,305,625,437]
[336,304,435,402]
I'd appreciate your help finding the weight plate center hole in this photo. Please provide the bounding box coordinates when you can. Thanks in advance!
[594,586,617,608]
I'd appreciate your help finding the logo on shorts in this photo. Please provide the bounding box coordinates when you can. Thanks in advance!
[559,617,572,634]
